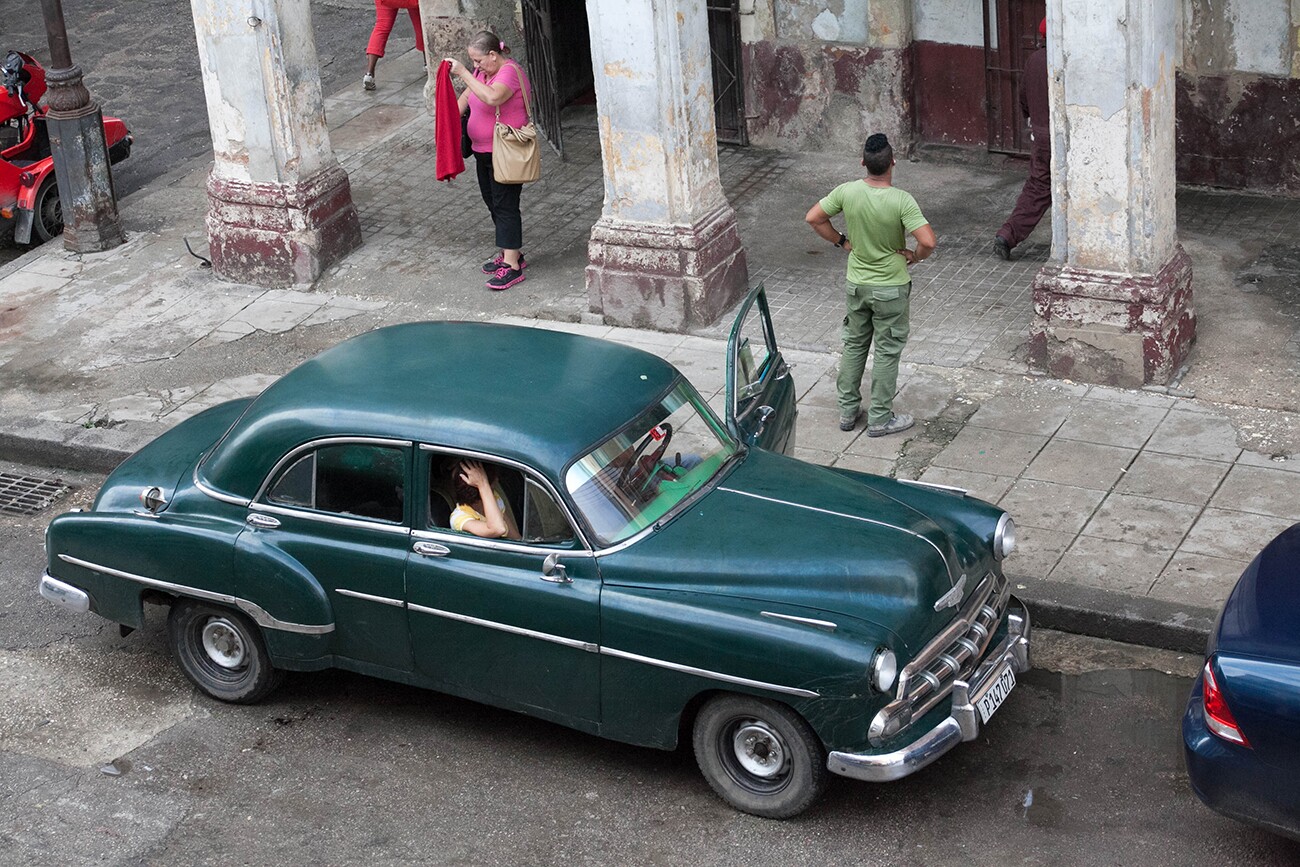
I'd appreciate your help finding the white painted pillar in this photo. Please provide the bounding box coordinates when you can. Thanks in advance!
[192,0,361,286]
[1031,0,1195,386]
[585,0,748,330]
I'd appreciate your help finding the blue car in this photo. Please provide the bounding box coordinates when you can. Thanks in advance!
[1183,523,1300,841]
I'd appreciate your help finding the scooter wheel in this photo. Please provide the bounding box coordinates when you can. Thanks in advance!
[32,176,63,243]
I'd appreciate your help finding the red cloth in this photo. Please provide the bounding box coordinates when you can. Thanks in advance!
[434,60,465,182]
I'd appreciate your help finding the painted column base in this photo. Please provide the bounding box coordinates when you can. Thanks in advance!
[45,108,125,253]
[1030,246,1196,388]
[206,164,362,287]
[586,204,749,332]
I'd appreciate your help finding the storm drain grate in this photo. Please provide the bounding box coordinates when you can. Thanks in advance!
[0,472,71,516]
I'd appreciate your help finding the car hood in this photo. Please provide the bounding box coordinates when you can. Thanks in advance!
[598,449,993,650]
[1211,523,1300,666]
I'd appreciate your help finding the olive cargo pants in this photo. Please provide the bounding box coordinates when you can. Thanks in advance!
[837,281,911,427]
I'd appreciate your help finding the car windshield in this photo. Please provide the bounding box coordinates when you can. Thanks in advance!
[565,381,739,545]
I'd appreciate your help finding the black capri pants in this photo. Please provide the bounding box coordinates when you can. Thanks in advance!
[473,151,523,251]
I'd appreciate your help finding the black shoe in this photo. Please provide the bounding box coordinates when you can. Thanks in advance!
[481,253,527,274]
[993,236,1011,260]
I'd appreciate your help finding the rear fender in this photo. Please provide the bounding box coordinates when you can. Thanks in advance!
[233,531,335,663]
[46,512,241,630]
[15,161,52,209]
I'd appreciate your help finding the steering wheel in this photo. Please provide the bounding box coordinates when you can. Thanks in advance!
[617,423,673,502]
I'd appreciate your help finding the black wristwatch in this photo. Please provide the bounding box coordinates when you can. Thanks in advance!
[834,232,847,248]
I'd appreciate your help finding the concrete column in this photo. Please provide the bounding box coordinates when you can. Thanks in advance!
[192,0,361,287]
[1031,0,1195,387]
[585,0,748,331]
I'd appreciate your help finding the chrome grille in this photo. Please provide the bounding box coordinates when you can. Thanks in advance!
[870,572,1011,745]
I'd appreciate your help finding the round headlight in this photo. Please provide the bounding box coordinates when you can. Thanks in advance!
[994,514,1016,560]
[871,648,898,693]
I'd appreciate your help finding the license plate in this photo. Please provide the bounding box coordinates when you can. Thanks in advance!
[975,663,1016,723]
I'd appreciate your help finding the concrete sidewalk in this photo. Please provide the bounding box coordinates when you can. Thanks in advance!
[3,50,1298,652]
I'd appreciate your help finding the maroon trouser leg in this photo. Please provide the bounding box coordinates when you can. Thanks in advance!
[998,137,1051,248]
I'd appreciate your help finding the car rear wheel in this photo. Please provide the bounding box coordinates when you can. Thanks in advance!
[167,600,283,703]
[32,176,62,243]
[692,694,828,818]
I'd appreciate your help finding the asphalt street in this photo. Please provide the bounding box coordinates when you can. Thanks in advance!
[1,0,378,264]
[3,461,1298,865]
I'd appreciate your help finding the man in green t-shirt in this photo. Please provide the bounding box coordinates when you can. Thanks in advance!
[805,133,936,436]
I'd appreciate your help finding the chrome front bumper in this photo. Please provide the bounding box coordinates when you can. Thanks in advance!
[827,597,1032,783]
[39,571,91,613]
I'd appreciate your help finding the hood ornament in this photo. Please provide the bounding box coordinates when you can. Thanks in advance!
[934,574,967,611]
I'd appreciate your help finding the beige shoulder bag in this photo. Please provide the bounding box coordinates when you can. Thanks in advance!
[491,61,541,184]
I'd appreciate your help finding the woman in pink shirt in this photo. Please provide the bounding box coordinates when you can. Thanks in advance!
[448,31,533,291]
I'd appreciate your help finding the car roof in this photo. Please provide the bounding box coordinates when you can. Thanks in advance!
[198,321,682,499]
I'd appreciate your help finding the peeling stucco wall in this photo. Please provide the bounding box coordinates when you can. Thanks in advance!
[742,0,912,153]
[1177,0,1300,192]
[191,0,331,184]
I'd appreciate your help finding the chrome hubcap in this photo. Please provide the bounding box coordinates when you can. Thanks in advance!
[732,721,788,779]
[200,618,247,668]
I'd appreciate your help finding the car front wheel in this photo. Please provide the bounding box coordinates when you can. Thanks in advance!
[167,600,283,703]
[692,693,828,819]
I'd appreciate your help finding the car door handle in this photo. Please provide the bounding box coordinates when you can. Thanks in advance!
[246,513,280,529]
[413,541,450,557]
[541,552,571,584]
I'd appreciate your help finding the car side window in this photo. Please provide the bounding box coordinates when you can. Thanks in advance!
[522,478,575,545]
[267,444,406,523]
[734,303,775,403]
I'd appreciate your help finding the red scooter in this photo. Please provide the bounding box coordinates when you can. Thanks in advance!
[0,50,132,244]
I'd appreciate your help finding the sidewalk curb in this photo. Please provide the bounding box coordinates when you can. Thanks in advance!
[2,422,1220,655]
[0,417,154,475]
[1009,572,1217,655]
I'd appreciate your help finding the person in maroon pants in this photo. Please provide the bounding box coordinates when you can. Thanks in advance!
[994,18,1049,260]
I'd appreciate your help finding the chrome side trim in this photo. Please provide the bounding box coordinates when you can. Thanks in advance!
[55,554,334,635]
[717,486,955,579]
[411,527,597,559]
[235,599,335,635]
[39,571,90,613]
[335,588,405,608]
[600,646,821,699]
[250,501,411,535]
[760,611,837,631]
[897,478,969,496]
[407,602,598,652]
[828,597,1031,783]
[193,466,250,507]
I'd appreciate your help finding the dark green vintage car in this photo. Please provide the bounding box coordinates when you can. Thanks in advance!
[41,287,1029,818]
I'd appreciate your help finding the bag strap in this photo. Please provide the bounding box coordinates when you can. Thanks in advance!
[493,60,532,124]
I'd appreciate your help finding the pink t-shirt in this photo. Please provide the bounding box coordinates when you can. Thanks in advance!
[466,62,531,154]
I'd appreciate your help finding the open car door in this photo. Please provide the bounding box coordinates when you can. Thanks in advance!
[725,284,796,454]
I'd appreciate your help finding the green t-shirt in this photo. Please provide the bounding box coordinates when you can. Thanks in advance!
[820,181,928,286]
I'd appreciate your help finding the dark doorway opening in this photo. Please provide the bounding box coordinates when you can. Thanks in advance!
[984,0,1045,156]
[521,0,593,159]
[521,2,748,158]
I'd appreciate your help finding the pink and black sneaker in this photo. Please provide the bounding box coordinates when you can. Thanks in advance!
[481,253,526,274]
[486,264,525,291]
